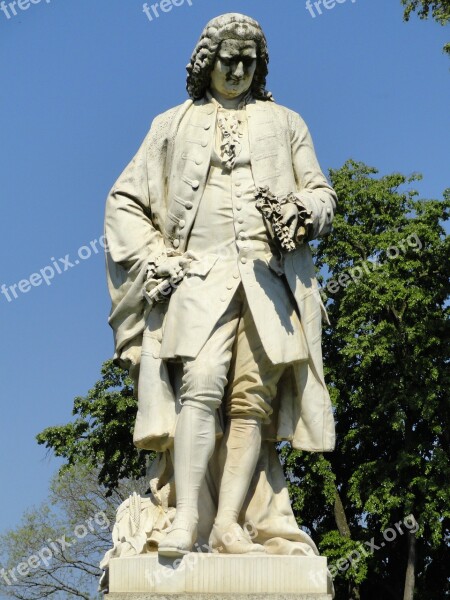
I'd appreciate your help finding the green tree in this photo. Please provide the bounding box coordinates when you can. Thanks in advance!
[37,360,152,494]
[282,161,449,599]
[0,464,147,600]
[400,0,450,54]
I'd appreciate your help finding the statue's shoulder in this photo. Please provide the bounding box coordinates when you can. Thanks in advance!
[146,100,193,139]
[137,100,193,161]
[252,99,306,131]
[263,100,306,125]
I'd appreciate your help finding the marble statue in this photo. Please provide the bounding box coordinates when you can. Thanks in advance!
[102,11,336,580]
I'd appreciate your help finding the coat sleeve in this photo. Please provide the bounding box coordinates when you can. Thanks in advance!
[288,110,337,241]
[104,115,170,366]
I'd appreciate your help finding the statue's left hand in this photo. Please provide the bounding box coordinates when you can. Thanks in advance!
[279,203,299,240]
[121,338,142,370]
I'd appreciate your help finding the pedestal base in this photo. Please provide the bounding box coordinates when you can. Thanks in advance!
[106,554,333,598]
[107,595,331,600]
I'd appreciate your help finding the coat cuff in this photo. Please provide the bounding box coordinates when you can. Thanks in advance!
[286,193,314,244]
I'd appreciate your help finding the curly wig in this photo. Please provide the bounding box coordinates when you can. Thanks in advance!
[186,13,273,102]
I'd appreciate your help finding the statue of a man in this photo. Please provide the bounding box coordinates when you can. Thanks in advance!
[105,13,336,559]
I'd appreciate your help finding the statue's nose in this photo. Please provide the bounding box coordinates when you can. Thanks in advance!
[233,61,244,78]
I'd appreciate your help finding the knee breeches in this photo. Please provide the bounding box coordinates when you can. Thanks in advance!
[180,285,286,423]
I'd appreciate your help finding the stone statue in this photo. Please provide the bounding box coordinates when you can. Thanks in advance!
[102,11,336,575]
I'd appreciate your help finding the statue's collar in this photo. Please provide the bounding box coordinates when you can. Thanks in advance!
[205,89,253,110]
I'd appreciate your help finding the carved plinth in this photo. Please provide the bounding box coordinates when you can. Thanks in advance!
[106,554,333,598]
[106,592,332,600]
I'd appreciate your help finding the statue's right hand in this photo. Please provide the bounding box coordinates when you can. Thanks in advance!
[155,252,198,280]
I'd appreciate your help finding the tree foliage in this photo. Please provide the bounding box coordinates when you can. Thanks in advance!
[400,0,450,53]
[0,464,148,600]
[282,160,449,599]
[37,361,152,493]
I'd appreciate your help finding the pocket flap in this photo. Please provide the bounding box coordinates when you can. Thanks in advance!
[187,254,219,277]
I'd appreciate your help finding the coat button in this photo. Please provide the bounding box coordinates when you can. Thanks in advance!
[233,271,240,279]
[173,239,180,249]
[204,124,211,130]
[191,180,200,189]
[238,217,244,224]
[227,282,234,290]
[201,140,208,147]
[235,191,242,198]
[179,220,186,229]
[240,257,248,265]
[195,159,202,166]
[185,201,193,210]
[236,204,243,211]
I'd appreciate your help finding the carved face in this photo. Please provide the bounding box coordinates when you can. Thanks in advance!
[210,39,257,99]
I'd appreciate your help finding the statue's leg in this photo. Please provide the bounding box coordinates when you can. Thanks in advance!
[158,398,217,557]
[214,416,262,529]
[210,293,285,554]
[158,296,241,557]
[209,416,267,554]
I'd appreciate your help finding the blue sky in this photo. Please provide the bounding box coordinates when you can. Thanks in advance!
[0,0,448,570]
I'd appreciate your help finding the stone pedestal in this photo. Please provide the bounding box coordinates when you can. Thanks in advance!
[107,596,331,600]
[106,554,333,598]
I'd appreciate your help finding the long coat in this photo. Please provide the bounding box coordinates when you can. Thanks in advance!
[105,95,337,454]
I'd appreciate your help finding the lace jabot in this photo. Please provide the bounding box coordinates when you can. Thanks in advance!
[206,90,252,170]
